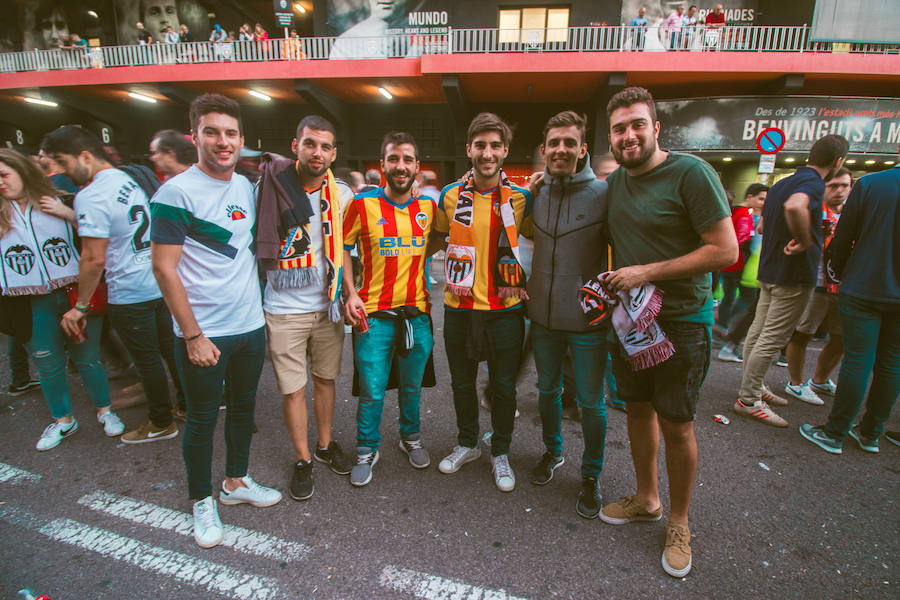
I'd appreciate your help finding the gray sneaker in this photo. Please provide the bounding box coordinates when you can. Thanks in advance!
[399,437,430,469]
[438,445,481,474]
[350,447,380,487]
[491,454,515,492]
[849,425,879,453]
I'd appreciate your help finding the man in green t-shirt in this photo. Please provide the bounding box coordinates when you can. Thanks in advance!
[599,87,738,578]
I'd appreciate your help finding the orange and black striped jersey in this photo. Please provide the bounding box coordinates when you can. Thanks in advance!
[434,182,533,311]
[343,188,436,314]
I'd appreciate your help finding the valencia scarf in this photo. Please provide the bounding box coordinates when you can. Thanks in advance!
[578,272,674,371]
[0,201,79,296]
[444,168,528,299]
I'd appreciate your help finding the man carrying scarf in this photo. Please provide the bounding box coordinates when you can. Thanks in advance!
[256,115,354,502]
[431,112,533,492]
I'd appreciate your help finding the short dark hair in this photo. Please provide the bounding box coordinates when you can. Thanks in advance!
[380,131,419,160]
[808,134,849,168]
[829,166,853,183]
[467,112,513,146]
[41,125,114,164]
[295,115,336,142]
[744,183,769,198]
[542,110,587,145]
[189,93,242,135]
[606,86,657,123]
[152,129,197,166]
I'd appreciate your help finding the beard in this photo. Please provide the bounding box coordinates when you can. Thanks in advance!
[611,139,656,170]
[386,169,414,195]
[298,160,328,178]
[69,163,92,186]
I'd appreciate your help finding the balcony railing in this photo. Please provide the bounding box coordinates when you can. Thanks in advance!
[1,25,898,74]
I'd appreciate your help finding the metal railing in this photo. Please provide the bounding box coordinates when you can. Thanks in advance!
[1,26,897,74]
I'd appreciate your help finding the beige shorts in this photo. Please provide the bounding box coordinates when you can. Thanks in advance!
[796,291,841,336]
[265,311,345,395]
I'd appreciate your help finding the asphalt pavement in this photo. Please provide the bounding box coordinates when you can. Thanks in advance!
[1,270,898,600]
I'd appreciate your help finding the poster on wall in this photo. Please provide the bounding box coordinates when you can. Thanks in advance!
[112,0,209,47]
[619,1,758,51]
[327,0,450,59]
[657,96,900,155]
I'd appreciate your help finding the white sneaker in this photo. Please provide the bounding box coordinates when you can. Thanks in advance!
[438,445,481,474]
[809,378,837,396]
[192,496,224,548]
[491,454,515,492]
[35,419,79,451]
[717,345,743,363]
[97,411,125,437]
[784,381,824,406]
[219,475,283,507]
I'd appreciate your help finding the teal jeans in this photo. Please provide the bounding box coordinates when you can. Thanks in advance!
[532,322,608,478]
[824,294,900,439]
[354,313,433,450]
[24,289,110,419]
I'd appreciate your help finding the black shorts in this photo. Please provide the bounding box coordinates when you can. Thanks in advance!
[611,321,711,422]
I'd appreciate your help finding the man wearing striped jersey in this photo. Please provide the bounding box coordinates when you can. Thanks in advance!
[255,115,355,501]
[431,113,533,492]
[342,132,436,487]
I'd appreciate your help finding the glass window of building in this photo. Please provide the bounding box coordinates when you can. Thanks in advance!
[499,7,570,44]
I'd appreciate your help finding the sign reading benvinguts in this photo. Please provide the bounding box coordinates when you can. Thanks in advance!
[657,96,900,155]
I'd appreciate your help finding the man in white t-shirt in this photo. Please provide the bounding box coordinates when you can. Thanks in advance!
[44,125,179,445]
[255,115,354,502]
[150,94,282,549]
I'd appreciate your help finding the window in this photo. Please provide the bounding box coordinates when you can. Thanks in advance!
[498,7,570,44]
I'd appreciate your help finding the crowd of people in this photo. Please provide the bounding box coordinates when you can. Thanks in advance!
[1,87,897,579]
[630,3,729,51]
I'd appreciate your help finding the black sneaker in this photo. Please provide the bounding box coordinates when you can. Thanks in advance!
[290,460,314,501]
[576,476,602,519]
[314,441,353,475]
[8,379,40,396]
[530,451,564,486]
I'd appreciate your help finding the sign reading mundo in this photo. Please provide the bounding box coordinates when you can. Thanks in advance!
[657,97,900,155]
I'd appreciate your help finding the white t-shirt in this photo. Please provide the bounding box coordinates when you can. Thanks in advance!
[150,165,264,338]
[263,181,354,315]
[75,168,161,305]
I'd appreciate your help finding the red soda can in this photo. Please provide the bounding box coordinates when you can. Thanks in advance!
[68,322,87,344]
[355,309,370,334]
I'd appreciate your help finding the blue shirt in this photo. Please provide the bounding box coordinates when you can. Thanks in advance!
[758,166,824,287]
[631,17,648,28]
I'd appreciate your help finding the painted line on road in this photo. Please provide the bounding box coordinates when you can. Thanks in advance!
[77,490,310,562]
[0,504,286,600]
[0,462,41,485]
[379,565,530,600]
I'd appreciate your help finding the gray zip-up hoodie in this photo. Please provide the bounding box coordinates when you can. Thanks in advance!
[526,157,609,332]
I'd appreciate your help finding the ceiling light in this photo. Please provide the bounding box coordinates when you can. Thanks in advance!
[87,10,99,19]
[865,160,876,164]
[722,157,732,162]
[23,96,58,107]
[378,87,393,100]
[784,157,795,163]
[128,92,157,103]
[248,90,271,101]
[294,3,306,13]
[885,161,896,165]
[845,159,856,164]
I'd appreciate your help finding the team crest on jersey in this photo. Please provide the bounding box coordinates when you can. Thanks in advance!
[226,204,247,220]
[4,245,35,275]
[446,246,474,285]
[415,211,428,230]
[42,237,72,267]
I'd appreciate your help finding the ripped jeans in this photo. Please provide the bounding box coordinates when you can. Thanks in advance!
[24,289,110,419]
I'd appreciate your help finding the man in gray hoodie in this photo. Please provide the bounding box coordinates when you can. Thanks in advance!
[526,111,610,519]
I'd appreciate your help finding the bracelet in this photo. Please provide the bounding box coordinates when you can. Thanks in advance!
[74,302,91,314]
[185,332,203,341]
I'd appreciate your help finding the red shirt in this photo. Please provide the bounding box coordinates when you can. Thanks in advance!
[723,206,754,272]
[705,12,725,25]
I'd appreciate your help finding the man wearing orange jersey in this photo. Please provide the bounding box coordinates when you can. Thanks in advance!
[431,113,533,493]
[342,132,436,487]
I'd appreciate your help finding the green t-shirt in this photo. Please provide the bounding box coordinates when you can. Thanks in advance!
[607,152,730,323]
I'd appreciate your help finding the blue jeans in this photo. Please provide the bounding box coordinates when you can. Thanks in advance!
[175,327,265,501]
[824,294,900,439]
[532,322,608,478]
[354,313,433,449]
[108,298,183,428]
[24,290,110,419]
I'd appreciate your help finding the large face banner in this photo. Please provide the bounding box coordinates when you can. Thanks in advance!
[327,0,451,59]
[113,0,209,46]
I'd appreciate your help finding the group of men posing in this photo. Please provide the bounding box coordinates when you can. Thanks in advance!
[43,84,886,579]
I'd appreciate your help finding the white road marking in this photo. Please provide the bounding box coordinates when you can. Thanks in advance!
[0,505,286,600]
[0,462,41,485]
[379,565,530,600]
[77,490,309,562]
